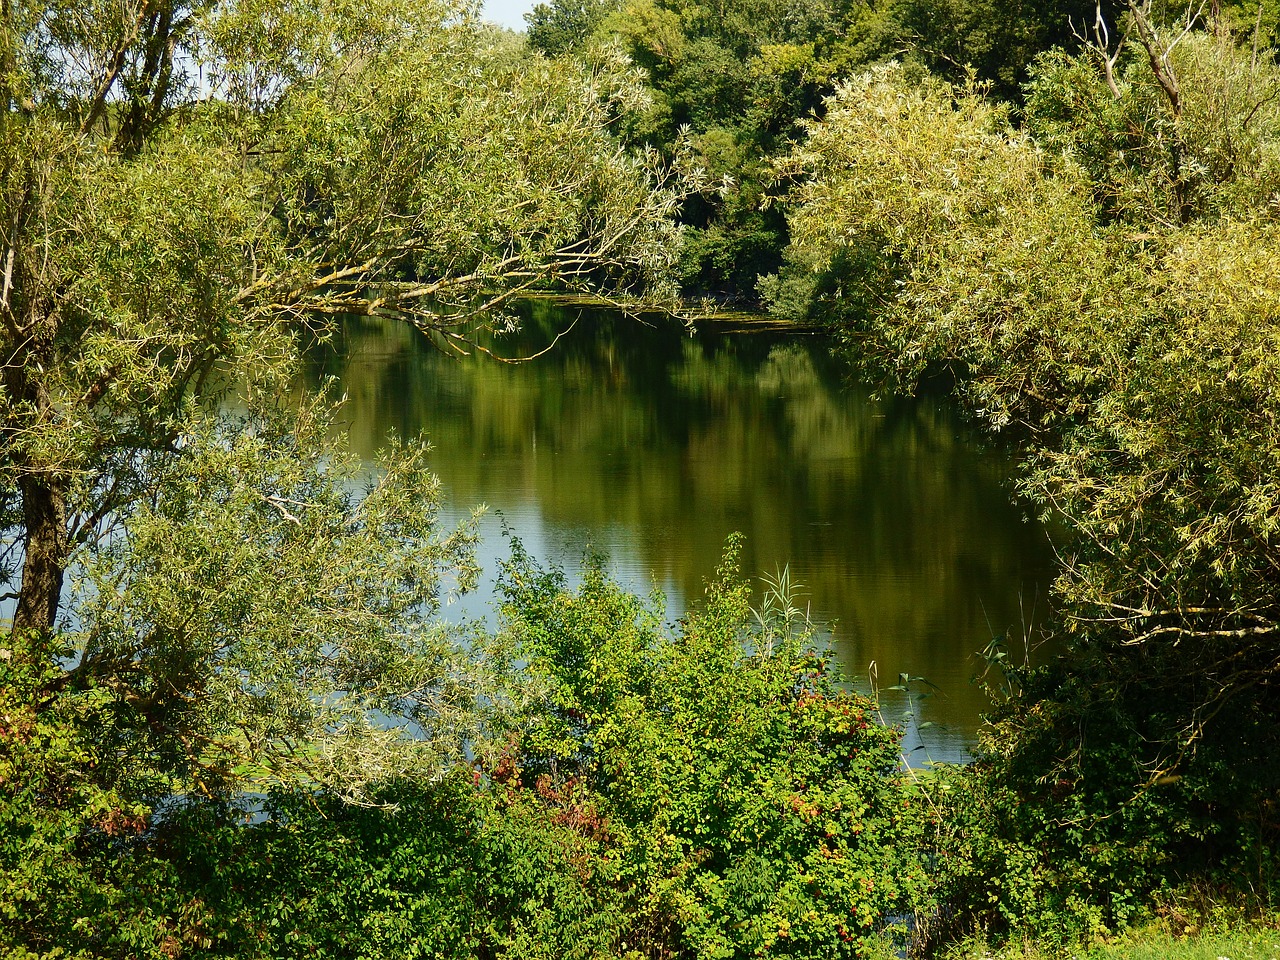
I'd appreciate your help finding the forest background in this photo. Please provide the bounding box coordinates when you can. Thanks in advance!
[2,0,1280,956]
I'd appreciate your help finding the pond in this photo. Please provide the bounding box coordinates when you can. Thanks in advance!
[306,299,1057,763]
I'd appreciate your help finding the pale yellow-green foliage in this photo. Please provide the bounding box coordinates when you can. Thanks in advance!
[939,920,1280,959]
[780,63,1133,430]
[778,46,1280,669]
[1027,31,1280,226]
[1,0,681,802]
[70,401,505,802]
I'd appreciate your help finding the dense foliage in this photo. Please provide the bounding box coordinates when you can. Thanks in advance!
[523,0,1095,297]
[1,550,923,958]
[497,541,927,957]
[6,0,1280,953]
[0,0,682,805]
[775,3,1280,943]
[0,0,692,949]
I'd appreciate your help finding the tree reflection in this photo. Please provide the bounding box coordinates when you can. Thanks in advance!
[303,302,1055,757]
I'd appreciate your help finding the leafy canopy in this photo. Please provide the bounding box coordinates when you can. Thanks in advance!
[771,14,1280,937]
[0,0,683,809]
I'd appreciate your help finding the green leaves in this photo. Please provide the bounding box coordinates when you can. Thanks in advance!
[773,27,1280,943]
[66,399,491,803]
[247,10,686,329]
[776,49,1280,644]
[497,540,925,957]
[2,0,683,806]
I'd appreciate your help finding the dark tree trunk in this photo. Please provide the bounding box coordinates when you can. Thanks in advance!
[6,340,70,634]
[2,229,70,634]
[115,3,176,158]
[13,473,68,633]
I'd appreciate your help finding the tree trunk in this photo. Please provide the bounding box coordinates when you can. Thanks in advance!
[13,473,68,633]
[7,313,69,635]
[2,235,70,634]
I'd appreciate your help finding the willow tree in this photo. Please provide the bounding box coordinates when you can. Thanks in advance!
[772,10,1280,929]
[776,25,1280,667]
[0,0,683,804]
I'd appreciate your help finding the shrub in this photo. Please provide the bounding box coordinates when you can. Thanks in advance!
[496,537,928,957]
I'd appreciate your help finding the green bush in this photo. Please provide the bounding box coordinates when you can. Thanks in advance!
[918,651,1280,948]
[496,537,928,957]
[1,544,928,959]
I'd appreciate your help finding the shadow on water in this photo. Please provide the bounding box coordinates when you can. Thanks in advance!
[303,300,1057,762]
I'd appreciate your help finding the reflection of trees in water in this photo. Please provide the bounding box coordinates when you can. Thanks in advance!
[303,305,1054,735]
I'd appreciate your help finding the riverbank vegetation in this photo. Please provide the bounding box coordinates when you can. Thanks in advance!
[3,0,1279,956]
[771,5,1280,946]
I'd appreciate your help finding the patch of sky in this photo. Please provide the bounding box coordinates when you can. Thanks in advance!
[481,0,536,30]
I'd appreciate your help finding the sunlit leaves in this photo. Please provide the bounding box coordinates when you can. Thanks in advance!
[1,0,683,803]
[66,400,492,802]
[496,541,925,957]
[777,53,1280,647]
[774,37,1280,911]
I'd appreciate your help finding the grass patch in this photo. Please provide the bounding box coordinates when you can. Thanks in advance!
[940,920,1280,960]
[1088,928,1280,960]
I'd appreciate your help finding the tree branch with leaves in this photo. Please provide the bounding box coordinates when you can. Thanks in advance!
[0,0,684,806]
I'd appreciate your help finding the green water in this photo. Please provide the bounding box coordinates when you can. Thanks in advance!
[307,300,1056,761]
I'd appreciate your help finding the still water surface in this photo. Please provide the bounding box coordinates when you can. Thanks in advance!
[308,301,1056,762]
